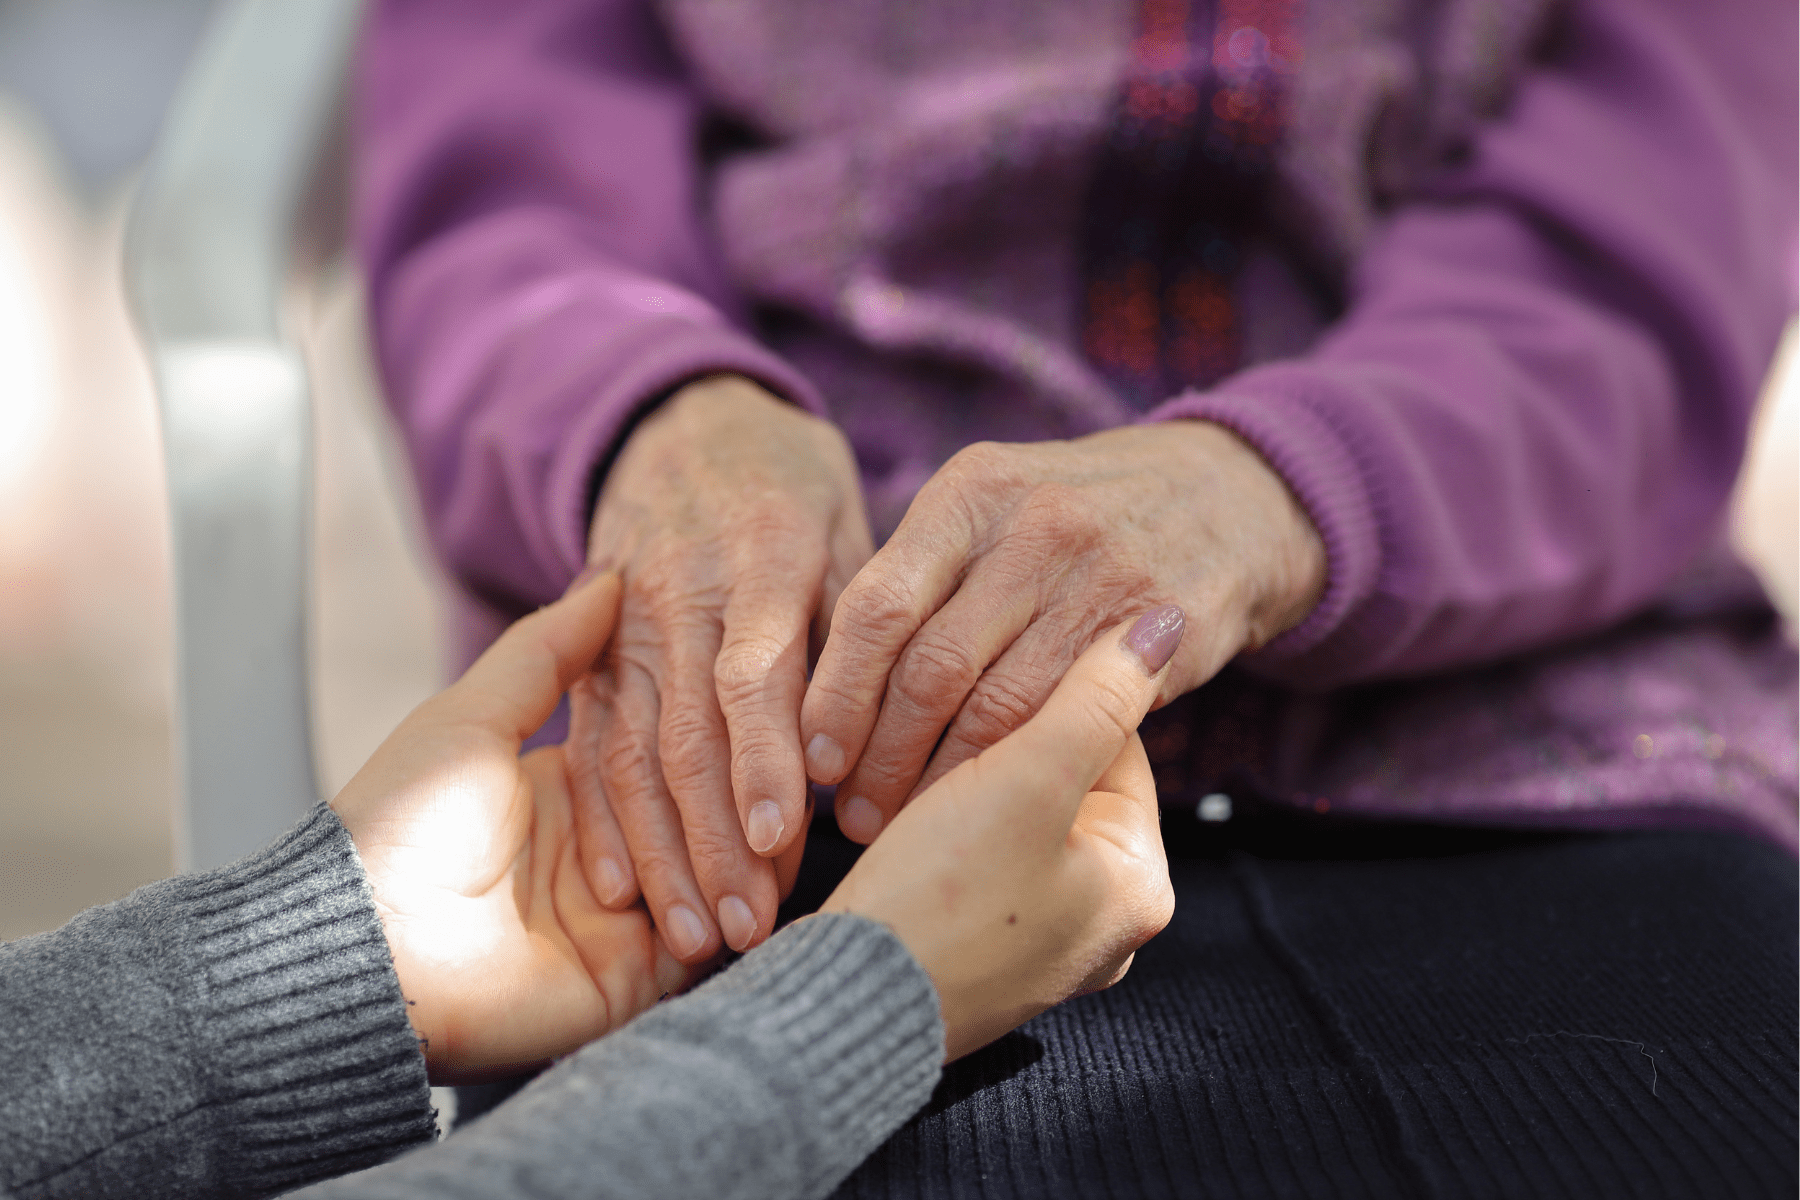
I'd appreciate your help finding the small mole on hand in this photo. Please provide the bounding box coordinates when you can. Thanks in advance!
[1007,914,1017,924]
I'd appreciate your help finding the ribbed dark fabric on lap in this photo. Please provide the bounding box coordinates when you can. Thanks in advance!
[824,812,1799,1200]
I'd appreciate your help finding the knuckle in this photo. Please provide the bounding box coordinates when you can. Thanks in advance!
[802,672,876,724]
[890,631,980,714]
[714,635,787,706]
[679,822,751,880]
[633,553,724,616]
[656,711,724,794]
[1064,671,1146,753]
[847,746,920,799]
[658,699,718,757]
[733,500,812,545]
[836,574,918,644]
[945,440,1010,479]
[729,726,798,777]
[961,673,1045,745]
[628,840,697,890]
[1090,673,1148,740]
[598,719,659,795]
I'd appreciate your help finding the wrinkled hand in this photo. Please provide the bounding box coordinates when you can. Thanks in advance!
[823,607,1184,1060]
[332,572,693,1083]
[801,421,1325,842]
[570,375,872,961]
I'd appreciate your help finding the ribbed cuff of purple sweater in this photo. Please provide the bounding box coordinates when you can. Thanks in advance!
[1146,368,1384,678]
[377,209,830,605]
[528,310,832,584]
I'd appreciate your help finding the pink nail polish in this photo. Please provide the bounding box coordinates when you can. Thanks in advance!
[1123,605,1186,675]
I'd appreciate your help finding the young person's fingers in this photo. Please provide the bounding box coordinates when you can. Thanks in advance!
[975,606,1185,840]
[1089,732,1155,806]
[450,569,622,742]
[799,497,975,787]
[831,577,1034,844]
[567,674,639,907]
[1074,734,1166,885]
[597,659,721,964]
[714,557,817,859]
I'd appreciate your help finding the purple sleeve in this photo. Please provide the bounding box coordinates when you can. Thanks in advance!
[354,0,825,609]
[1154,0,1797,686]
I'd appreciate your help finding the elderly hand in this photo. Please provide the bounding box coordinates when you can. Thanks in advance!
[823,606,1183,1060]
[800,421,1325,842]
[569,375,873,961]
[331,571,693,1083]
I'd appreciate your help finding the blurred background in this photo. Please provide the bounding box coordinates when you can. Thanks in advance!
[0,0,445,940]
[0,0,1792,944]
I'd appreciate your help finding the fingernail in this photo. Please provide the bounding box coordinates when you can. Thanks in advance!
[805,734,846,781]
[746,801,785,854]
[717,895,757,951]
[837,794,883,844]
[664,904,708,958]
[595,857,628,906]
[1124,605,1186,675]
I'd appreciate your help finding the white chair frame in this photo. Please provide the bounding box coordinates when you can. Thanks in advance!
[126,0,363,871]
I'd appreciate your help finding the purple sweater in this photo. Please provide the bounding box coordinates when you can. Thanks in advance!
[354,0,1797,848]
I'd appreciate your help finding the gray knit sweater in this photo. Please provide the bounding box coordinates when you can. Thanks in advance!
[0,805,943,1199]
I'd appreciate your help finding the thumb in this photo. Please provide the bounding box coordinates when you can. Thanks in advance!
[447,568,624,741]
[974,605,1184,841]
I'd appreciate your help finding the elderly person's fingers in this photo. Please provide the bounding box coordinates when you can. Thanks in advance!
[656,617,782,953]
[807,426,1328,848]
[825,568,1035,842]
[597,656,723,964]
[714,531,823,861]
[576,374,869,959]
[798,451,991,789]
[568,673,639,907]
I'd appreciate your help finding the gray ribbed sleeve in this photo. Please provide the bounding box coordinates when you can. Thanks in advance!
[0,804,438,1200]
[293,912,945,1200]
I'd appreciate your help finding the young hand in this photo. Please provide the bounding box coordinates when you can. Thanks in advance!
[822,606,1185,1060]
[331,571,693,1083]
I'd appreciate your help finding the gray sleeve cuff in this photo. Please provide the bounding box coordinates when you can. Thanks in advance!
[0,803,436,1199]
[294,912,944,1200]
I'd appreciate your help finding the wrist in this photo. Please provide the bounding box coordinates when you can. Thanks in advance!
[587,373,797,552]
[1166,419,1327,650]
[585,373,769,550]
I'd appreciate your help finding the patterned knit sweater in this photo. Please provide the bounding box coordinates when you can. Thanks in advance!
[354,0,1797,847]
